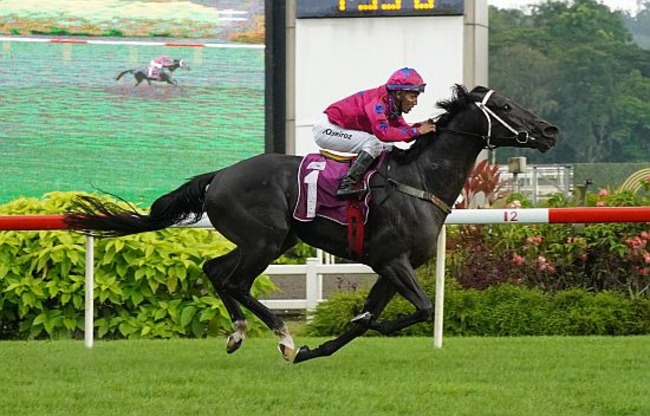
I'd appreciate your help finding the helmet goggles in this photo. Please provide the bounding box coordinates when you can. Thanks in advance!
[385,67,426,93]
[386,84,426,93]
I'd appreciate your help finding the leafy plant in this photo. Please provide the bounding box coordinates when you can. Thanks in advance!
[0,192,277,340]
[308,282,650,337]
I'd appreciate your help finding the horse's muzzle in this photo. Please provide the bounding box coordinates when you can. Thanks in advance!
[537,124,560,152]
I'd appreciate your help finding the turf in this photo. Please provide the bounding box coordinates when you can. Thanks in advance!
[1,336,648,415]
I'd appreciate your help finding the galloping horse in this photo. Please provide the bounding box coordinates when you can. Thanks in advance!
[115,59,190,86]
[64,85,558,363]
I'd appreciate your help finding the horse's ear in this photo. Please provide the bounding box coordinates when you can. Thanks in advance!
[469,85,489,94]
[453,84,470,100]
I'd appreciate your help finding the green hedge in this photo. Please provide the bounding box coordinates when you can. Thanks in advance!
[0,192,276,340]
[307,281,650,337]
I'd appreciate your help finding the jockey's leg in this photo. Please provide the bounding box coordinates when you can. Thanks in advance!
[336,151,375,197]
[312,114,382,198]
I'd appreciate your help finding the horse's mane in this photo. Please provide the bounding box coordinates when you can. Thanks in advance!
[391,84,489,164]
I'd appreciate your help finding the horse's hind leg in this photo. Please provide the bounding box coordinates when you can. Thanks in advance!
[216,236,300,360]
[225,247,298,360]
[205,184,298,360]
[204,236,298,360]
[203,251,249,354]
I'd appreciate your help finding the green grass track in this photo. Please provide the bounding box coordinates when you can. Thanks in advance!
[1,336,648,415]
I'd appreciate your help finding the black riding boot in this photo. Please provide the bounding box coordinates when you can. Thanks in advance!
[336,151,375,198]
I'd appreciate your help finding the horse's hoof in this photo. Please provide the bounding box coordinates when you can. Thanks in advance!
[292,346,311,364]
[226,334,243,354]
[278,343,295,362]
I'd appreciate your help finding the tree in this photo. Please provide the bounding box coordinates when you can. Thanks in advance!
[489,0,650,164]
[623,1,650,49]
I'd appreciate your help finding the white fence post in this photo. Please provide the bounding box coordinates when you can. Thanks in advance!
[84,235,94,349]
[305,257,321,312]
[433,225,446,348]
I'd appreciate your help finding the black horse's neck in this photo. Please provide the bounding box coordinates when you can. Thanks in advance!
[388,88,489,210]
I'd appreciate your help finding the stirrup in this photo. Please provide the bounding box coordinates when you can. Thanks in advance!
[336,184,367,198]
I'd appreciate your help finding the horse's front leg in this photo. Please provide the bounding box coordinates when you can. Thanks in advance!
[293,277,397,364]
[367,256,432,336]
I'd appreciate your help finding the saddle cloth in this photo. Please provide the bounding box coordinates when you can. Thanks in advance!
[293,153,376,225]
[148,67,168,80]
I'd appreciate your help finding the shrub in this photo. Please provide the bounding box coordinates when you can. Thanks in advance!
[0,192,276,340]
[550,289,646,335]
[307,283,650,337]
[102,29,124,37]
[306,291,366,336]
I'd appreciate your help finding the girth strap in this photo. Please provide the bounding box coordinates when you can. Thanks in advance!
[387,178,452,214]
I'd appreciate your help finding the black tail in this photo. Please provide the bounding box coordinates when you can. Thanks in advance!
[64,172,217,237]
[116,69,134,81]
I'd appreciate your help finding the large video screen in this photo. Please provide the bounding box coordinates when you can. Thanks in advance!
[0,0,265,205]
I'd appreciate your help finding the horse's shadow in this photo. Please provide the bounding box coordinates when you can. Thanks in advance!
[105,84,189,101]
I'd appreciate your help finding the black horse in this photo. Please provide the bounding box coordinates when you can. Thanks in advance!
[64,85,558,363]
[115,59,190,86]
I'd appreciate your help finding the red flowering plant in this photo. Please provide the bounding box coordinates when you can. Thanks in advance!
[454,159,508,209]
[444,164,650,297]
[446,160,525,289]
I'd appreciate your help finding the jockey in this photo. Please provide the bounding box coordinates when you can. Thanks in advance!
[312,67,436,198]
[148,55,173,77]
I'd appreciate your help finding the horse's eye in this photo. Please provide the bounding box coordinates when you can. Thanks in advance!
[503,104,512,111]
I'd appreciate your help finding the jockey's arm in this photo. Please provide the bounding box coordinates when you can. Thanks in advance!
[364,104,419,142]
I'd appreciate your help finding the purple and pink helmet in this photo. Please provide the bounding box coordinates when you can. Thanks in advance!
[385,67,426,93]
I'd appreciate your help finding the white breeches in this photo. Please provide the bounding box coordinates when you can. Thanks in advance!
[312,114,392,158]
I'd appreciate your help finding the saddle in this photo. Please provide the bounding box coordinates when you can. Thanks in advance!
[293,151,383,259]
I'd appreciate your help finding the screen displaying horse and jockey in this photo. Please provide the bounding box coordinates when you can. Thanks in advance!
[0,0,265,204]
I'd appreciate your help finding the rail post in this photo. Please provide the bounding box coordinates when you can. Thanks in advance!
[305,257,321,314]
[84,235,94,348]
[433,225,446,348]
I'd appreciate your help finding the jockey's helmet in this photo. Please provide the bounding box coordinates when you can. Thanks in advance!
[386,68,426,93]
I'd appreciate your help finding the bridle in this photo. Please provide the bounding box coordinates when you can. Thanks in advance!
[437,89,535,150]
[382,89,537,214]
